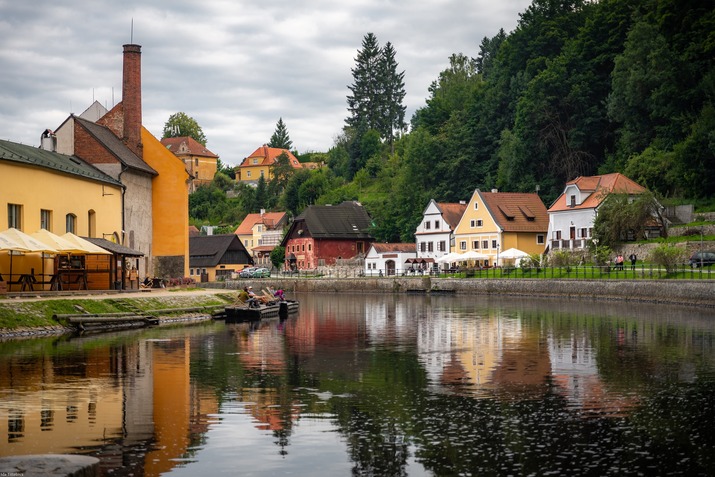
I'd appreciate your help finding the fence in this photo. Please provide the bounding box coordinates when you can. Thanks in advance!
[272,264,714,280]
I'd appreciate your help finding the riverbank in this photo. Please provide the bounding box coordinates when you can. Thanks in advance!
[205,277,715,308]
[1,277,713,337]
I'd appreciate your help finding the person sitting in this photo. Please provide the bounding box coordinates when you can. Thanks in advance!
[274,289,285,301]
[247,286,259,308]
[237,286,250,304]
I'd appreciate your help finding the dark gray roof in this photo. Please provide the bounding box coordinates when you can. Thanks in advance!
[190,234,252,268]
[83,237,145,256]
[75,116,157,176]
[295,201,373,239]
[0,139,124,187]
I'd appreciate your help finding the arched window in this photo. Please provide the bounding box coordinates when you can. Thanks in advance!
[65,213,77,234]
[87,210,96,238]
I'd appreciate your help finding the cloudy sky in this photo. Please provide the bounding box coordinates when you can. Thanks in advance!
[0,0,531,166]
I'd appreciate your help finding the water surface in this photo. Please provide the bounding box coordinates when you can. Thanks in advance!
[1,293,714,476]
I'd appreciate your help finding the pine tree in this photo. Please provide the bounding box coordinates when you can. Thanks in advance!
[346,33,383,133]
[268,117,293,150]
[379,41,406,152]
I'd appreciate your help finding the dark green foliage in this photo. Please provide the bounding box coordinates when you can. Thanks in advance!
[268,117,293,150]
[162,112,207,146]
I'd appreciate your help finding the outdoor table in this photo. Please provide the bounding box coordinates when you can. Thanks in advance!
[19,274,37,291]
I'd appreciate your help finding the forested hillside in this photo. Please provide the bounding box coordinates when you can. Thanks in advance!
[191,0,715,242]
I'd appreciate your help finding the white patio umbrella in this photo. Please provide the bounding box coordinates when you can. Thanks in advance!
[458,250,489,261]
[0,228,58,291]
[498,248,529,260]
[32,229,87,254]
[61,233,112,254]
[436,252,460,264]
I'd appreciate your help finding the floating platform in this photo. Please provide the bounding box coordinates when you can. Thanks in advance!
[222,303,281,322]
[278,300,299,316]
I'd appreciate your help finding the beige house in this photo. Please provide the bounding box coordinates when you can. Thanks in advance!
[453,189,548,267]
[235,145,302,184]
[161,136,219,193]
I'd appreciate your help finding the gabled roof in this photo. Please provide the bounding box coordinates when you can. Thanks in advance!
[479,191,548,233]
[74,116,157,176]
[234,211,287,235]
[0,138,123,187]
[371,243,416,253]
[548,173,647,212]
[188,225,200,237]
[238,145,302,169]
[189,234,252,267]
[436,202,467,229]
[291,201,373,240]
[161,136,218,158]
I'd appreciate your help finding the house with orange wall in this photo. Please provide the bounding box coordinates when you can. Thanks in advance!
[453,189,548,266]
[235,145,302,184]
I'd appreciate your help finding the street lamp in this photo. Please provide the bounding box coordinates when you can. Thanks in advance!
[496,243,500,267]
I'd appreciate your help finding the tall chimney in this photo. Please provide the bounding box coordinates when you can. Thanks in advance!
[122,44,143,157]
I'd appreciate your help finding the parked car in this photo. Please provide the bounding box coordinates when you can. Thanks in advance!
[252,267,271,278]
[689,251,715,268]
[239,267,257,278]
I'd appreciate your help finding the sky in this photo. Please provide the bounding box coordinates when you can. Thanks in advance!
[0,0,531,166]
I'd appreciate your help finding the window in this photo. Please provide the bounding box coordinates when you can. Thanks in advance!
[195,158,199,166]
[472,240,479,249]
[88,210,96,237]
[427,242,433,252]
[537,234,545,245]
[474,202,479,210]
[253,159,258,165]
[65,213,76,234]
[477,219,483,227]
[420,242,426,252]
[460,241,467,250]
[482,240,488,249]
[247,171,252,178]
[580,228,588,238]
[470,219,476,228]
[438,241,446,252]
[8,204,22,229]
[434,220,440,229]
[570,195,576,207]
[492,240,498,249]
[190,268,194,275]
[308,243,312,251]
[40,209,52,231]
[555,230,562,240]
[425,221,431,230]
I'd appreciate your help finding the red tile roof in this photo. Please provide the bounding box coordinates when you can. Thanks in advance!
[479,191,548,233]
[372,243,416,253]
[234,212,287,235]
[238,145,302,169]
[436,202,467,229]
[548,173,646,212]
[161,136,218,158]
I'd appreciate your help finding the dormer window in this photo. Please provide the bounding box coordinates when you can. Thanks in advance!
[570,195,576,207]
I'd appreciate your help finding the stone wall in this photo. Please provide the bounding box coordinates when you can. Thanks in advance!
[209,276,715,308]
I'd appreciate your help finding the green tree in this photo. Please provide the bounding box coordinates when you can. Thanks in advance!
[593,192,665,248]
[162,112,207,146]
[268,118,293,150]
[346,33,383,134]
[379,41,406,152]
[270,246,286,271]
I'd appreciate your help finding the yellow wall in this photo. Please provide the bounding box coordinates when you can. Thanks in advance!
[141,129,190,277]
[1,162,122,237]
[454,190,500,263]
[238,164,271,182]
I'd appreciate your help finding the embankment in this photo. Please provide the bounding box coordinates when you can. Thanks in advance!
[207,277,715,308]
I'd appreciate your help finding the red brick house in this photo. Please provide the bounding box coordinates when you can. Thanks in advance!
[280,201,374,270]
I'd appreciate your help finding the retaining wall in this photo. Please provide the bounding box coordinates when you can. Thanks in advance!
[206,277,715,308]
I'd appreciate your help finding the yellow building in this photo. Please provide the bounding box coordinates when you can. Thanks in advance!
[161,136,219,193]
[236,145,302,183]
[454,189,548,266]
[0,139,123,284]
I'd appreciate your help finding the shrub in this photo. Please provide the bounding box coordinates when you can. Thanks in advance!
[648,243,686,274]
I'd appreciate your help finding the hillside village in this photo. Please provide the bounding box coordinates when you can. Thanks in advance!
[0,37,711,292]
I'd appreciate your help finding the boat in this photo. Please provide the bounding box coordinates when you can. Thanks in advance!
[223,303,280,322]
[278,300,299,316]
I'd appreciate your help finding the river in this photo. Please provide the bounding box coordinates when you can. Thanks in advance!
[1,293,714,476]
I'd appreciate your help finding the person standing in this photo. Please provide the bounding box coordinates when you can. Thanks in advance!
[629,253,637,270]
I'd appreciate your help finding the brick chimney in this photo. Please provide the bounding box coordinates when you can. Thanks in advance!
[122,44,143,158]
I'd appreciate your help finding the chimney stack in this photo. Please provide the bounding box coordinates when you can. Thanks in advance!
[122,44,143,157]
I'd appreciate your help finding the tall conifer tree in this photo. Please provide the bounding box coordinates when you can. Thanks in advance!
[268,117,293,150]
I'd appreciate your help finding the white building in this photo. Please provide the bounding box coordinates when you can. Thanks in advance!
[547,173,647,251]
[364,243,416,276]
[415,200,467,271]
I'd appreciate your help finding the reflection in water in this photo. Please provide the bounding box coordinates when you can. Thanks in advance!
[1,294,714,476]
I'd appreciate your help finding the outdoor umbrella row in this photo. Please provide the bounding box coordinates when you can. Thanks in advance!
[0,228,110,291]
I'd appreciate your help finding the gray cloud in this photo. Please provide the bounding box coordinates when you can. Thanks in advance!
[0,0,530,165]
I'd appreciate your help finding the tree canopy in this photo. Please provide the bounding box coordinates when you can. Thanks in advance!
[162,112,207,146]
[268,118,293,150]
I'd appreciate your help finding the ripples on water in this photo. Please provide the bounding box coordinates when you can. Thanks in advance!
[1,293,714,476]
